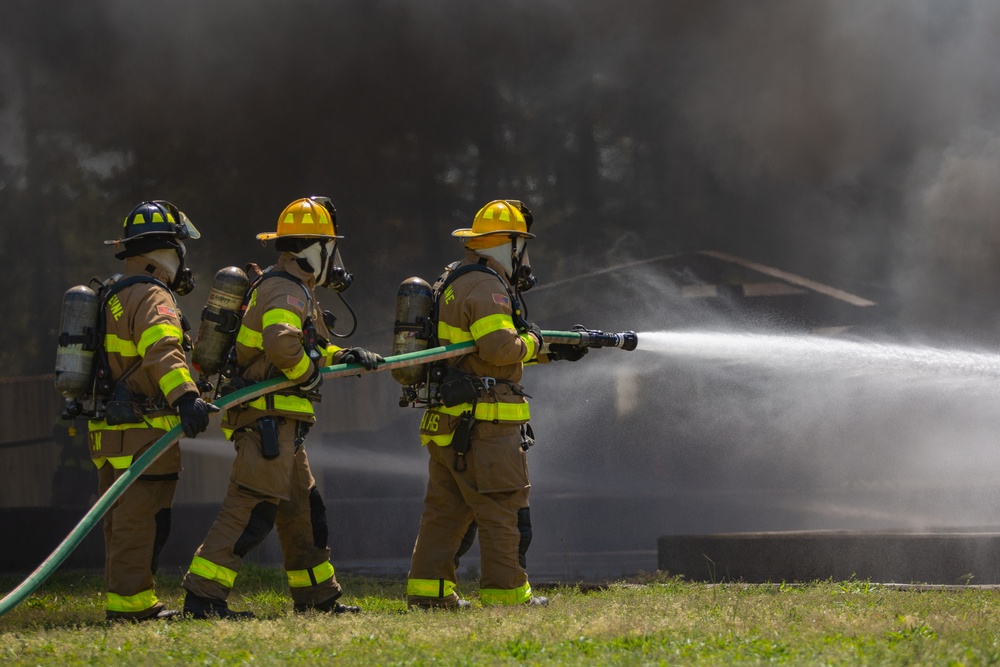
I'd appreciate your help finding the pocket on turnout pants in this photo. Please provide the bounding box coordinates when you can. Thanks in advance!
[473,422,530,494]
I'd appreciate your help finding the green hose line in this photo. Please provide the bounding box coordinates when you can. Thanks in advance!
[0,331,591,617]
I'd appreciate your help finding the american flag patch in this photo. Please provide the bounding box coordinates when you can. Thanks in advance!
[287,295,305,310]
[157,305,176,317]
[492,293,510,308]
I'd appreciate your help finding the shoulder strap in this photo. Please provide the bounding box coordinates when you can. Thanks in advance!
[249,269,312,313]
[92,274,173,399]
[430,259,523,347]
[101,274,171,302]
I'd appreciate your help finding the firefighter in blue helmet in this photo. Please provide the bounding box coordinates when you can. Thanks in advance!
[93,201,216,621]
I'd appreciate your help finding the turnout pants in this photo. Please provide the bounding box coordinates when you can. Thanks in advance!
[182,419,341,607]
[94,430,180,620]
[407,420,533,607]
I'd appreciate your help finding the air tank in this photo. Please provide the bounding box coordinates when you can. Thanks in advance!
[54,285,100,399]
[391,276,433,386]
[192,266,250,376]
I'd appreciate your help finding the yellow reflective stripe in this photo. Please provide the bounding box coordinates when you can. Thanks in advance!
[107,455,134,470]
[104,334,138,357]
[188,555,238,589]
[480,582,532,606]
[262,308,303,330]
[138,323,183,357]
[406,578,457,598]
[323,344,341,365]
[236,324,263,350]
[519,332,537,362]
[246,394,314,415]
[421,433,454,447]
[89,415,181,432]
[470,313,516,340]
[286,561,335,588]
[438,321,473,344]
[431,402,531,421]
[106,589,159,613]
[159,366,193,398]
[281,353,312,381]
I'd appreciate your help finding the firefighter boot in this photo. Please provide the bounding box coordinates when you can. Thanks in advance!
[294,595,361,614]
[183,592,255,620]
[107,603,182,623]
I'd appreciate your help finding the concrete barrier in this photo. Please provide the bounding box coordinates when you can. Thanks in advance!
[658,531,1000,584]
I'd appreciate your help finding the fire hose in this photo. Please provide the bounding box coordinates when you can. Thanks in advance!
[0,328,636,617]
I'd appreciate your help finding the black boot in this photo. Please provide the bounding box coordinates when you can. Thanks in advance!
[294,596,361,614]
[183,592,255,620]
[107,603,182,623]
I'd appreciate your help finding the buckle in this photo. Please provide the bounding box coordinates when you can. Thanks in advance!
[480,376,497,390]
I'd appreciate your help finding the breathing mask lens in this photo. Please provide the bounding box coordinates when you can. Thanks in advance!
[325,245,353,292]
[512,243,535,292]
[170,241,195,295]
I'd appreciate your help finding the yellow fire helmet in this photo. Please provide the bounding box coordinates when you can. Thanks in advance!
[453,200,535,250]
[257,196,343,241]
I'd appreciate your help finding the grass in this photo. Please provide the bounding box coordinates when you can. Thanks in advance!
[2,568,1000,665]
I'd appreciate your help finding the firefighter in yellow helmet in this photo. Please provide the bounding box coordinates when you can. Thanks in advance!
[182,197,384,619]
[406,200,585,609]
[93,200,217,621]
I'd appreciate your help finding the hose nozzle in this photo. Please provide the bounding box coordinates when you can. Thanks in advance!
[571,326,638,351]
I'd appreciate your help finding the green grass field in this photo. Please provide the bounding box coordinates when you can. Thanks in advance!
[2,567,1000,665]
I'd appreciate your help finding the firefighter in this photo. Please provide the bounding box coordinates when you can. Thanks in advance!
[406,199,584,610]
[181,197,384,619]
[93,200,216,622]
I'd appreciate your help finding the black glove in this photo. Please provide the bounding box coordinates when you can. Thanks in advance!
[299,363,323,393]
[526,323,544,349]
[547,343,589,362]
[341,347,385,370]
[173,392,220,438]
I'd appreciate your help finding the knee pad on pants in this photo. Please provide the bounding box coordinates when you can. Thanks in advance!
[309,486,329,549]
[455,521,478,568]
[234,501,278,557]
[517,507,532,569]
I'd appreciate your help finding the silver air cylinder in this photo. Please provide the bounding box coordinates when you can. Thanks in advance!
[192,266,250,376]
[391,277,433,386]
[54,285,100,399]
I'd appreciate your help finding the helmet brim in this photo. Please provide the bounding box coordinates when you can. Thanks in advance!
[256,232,344,241]
[452,228,535,239]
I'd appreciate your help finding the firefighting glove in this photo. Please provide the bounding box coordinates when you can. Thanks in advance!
[299,363,323,393]
[547,344,589,362]
[526,323,544,349]
[173,392,220,438]
[340,347,385,370]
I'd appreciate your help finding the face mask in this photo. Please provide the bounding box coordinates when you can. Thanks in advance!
[511,239,535,292]
[322,245,353,292]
